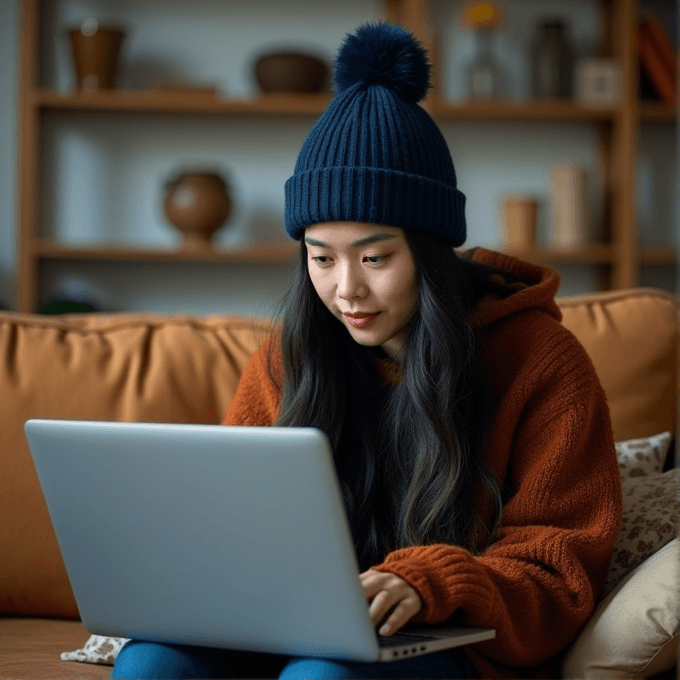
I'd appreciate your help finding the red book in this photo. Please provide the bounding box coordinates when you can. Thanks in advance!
[637,22,676,105]
[639,17,677,78]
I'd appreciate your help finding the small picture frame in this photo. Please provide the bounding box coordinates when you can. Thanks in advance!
[575,59,622,107]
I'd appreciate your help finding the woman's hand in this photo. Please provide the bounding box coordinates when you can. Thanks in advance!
[359,569,422,636]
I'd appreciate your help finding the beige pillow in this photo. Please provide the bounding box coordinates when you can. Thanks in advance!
[562,538,680,678]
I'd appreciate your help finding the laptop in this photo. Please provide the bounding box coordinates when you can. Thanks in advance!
[24,419,495,663]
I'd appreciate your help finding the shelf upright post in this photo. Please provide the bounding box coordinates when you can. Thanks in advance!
[382,0,437,112]
[17,0,41,312]
[595,0,615,291]
[383,0,402,24]
[611,0,640,289]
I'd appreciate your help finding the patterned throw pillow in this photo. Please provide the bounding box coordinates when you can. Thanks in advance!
[603,432,677,598]
[615,431,671,481]
[61,634,129,666]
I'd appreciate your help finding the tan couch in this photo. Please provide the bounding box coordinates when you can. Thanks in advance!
[0,287,678,679]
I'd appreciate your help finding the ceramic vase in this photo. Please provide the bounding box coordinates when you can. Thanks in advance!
[163,171,231,251]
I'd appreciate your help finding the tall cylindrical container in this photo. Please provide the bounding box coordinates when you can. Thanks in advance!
[531,20,575,98]
[549,163,589,249]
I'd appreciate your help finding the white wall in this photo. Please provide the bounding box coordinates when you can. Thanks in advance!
[1,0,677,314]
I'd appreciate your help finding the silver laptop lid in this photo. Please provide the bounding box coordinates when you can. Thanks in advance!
[24,420,380,661]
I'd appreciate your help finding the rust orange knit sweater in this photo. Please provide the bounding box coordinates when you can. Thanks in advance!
[222,247,622,678]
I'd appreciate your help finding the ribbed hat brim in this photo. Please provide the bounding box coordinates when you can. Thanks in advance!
[285,166,466,246]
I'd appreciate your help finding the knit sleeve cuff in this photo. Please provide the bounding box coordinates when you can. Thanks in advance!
[371,544,497,626]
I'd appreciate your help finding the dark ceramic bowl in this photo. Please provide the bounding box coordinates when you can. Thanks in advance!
[255,52,329,93]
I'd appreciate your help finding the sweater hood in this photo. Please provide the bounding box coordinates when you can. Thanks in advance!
[461,247,562,329]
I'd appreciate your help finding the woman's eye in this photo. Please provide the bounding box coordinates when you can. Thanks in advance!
[365,255,387,265]
[311,256,330,266]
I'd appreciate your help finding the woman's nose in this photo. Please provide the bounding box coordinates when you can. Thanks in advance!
[337,263,367,300]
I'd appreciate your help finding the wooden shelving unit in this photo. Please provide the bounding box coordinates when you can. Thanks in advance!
[33,239,299,263]
[33,89,335,116]
[16,0,678,312]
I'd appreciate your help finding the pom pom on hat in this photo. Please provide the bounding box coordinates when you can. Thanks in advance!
[334,22,431,103]
[284,22,467,247]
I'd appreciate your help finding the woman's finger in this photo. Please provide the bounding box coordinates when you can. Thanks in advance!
[359,569,386,598]
[360,570,406,599]
[359,569,423,634]
[378,599,420,636]
[367,588,395,626]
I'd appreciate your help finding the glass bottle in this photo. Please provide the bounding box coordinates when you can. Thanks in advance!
[530,21,575,98]
[467,30,502,99]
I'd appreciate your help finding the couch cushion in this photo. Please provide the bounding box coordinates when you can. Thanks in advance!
[0,312,274,617]
[558,288,678,442]
[0,618,111,680]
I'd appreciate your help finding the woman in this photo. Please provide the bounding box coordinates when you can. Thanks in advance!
[113,22,622,680]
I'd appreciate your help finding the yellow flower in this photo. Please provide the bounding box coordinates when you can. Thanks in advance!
[460,1,505,30]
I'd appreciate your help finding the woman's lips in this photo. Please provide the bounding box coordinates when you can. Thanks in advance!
[344,312,380,328]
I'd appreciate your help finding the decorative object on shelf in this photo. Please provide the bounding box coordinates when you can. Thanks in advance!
[68,18,126,91]
[163,171,232,251]
[575,59,621,107]
[637,17,677,106]
[459,1,506,100]
[530,20,575,99]
[502,195,539,250]
[255,52,329,93]
[549,162,589,250]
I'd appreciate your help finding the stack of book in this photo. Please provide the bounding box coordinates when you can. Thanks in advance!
[637,17,678,105]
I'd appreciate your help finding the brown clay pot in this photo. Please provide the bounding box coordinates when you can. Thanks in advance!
[68,19,126,91]
[163,172,231,251]
[255,52,329,93]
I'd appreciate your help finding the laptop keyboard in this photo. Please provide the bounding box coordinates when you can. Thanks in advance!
[378,631,437,648]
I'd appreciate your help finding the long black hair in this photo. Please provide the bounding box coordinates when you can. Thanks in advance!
[269,231,505,572]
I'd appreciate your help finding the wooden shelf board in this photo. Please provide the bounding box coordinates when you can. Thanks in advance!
[640,246,678,265]
[639,101,678,123]
[34,89,333,116]
[432,98,617,121]
[502,244,615,263]
[34,240,299,263]
[32,89,630,122]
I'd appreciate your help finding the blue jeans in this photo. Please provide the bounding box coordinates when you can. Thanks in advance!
[112,639,476,679]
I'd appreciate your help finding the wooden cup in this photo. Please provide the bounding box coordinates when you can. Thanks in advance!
[502,196,539,250]
[68,19,126,91]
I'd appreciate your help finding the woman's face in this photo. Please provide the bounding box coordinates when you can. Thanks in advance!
[305,222,419,360]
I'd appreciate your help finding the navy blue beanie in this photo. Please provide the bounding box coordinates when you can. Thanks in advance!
[284,22,466,247]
